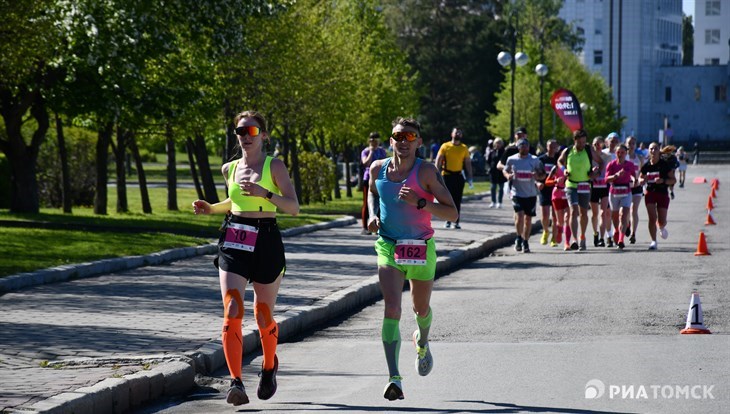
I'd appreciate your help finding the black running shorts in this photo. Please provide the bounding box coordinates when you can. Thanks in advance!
[214,215,285,284]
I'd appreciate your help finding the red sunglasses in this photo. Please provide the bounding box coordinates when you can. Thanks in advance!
[391,131,418,142]
[235,126,261,137]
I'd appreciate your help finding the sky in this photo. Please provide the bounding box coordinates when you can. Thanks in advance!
[683,0,694,18]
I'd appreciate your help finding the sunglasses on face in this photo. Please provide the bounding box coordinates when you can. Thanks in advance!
[391,131,418,142]
[235,125,261,137]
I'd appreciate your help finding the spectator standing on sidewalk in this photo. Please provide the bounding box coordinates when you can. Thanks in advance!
[367,117,457,401]
[434,127,473,229]
[192,110,300,406]
[503,138,546,253]
[360,132,388,235]
[692,142,700,165]
[487,137,507,208]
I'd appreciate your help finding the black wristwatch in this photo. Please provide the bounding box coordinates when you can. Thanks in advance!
[265,191,274,200]
[416,198,427,210]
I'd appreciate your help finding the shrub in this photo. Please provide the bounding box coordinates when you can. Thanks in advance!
[37,127,97,207]
[298,151,336,204]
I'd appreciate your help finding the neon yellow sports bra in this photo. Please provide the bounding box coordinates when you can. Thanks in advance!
[228,156,280,213]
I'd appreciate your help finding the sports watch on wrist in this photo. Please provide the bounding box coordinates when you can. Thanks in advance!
[265,191,274,200]
[416,198,427,210]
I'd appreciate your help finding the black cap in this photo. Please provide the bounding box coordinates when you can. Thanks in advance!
[515,126,527,135]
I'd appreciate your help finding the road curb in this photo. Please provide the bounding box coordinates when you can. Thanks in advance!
[0,216,357,295]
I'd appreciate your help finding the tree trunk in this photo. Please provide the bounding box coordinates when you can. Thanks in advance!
[94,122,113,215]
[185,137,204,200]
[128,133,152,214]
[54,113,72,213]
[0,91,48,213]
[92,123,112,214]
[193,132,220,203]
[165,123,178,211]
[329,142,341,200]
[223,100,237,164]
[287,124,303,205]
[344,145,353,198]
[114,127,128,213]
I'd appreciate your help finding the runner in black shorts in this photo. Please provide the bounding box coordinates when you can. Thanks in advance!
[537,139,559,245]
[192,111,300,406]
[589,137,611,247]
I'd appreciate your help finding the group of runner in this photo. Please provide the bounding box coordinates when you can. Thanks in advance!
[191,112,678,406]
[497,127,678,253]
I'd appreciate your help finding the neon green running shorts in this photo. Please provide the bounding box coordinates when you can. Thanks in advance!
[374,237,437,281]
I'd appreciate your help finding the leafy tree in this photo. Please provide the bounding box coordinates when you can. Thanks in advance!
[487,0,621,145]
[0,0,65,213]
[380,0,504,144]
[682,14,693,66]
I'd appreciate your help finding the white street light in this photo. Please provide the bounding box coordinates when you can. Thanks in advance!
[515,52,529,67]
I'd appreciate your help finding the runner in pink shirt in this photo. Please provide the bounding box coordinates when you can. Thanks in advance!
[545,166,570,249]
[605,144,636,249]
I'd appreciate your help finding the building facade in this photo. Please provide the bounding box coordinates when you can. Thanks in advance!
[559,0,729,143]
[694,0,730,65]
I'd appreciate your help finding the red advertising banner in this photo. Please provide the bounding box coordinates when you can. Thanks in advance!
[550,88,584,132]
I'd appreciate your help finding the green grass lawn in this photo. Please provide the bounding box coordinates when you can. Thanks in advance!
[0,180,490,278]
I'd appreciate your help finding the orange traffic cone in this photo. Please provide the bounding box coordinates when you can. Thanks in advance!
[707,196,714,211]
[694,232,711,255]
[680,292,712,334]
[711,187,717,199]
[711,178,719,189]
[705,210,716,225]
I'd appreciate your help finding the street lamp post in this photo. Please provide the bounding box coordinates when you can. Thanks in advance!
[535,63,548,148]
[497,12,528,138]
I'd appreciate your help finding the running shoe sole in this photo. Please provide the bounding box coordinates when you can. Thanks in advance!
[226,382,249,406]
[383,380,404,401]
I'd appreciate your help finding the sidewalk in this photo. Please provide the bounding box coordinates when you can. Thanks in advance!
[0,193,521,414]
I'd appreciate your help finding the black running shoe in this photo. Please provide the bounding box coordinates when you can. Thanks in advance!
[593,233,599,247]
[617,241,625,250]
[671,191,675,199]
[226,378,249,406]
[625,226,631,237]
[570,242,579,251]
[514,237,523,252]
[257,355,278,400]
[597,238,605,247]
[629,235,636,244]
[606,237,614,248]
[522,240,530,253]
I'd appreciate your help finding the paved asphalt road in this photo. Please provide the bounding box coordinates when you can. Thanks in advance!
[139,166,729,413]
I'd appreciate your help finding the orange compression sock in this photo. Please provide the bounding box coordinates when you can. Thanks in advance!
[222,289,244,379]
[255,302,278,370]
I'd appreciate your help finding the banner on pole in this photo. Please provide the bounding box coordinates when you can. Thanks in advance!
[550,88,584,132]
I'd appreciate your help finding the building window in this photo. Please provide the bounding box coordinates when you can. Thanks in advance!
[665,87,672,102]
[594,50,603,65]
[705,29,720,44]
[716,85,728,102]
[695,86,701,101]
[706,0,721,15]
[705,58,721,65]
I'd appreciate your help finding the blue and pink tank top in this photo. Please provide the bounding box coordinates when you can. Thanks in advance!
[376,158,435,241]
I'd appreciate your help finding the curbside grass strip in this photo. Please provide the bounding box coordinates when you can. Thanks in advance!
[0,216,356,295]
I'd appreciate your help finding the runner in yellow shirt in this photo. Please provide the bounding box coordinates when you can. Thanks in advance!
[434,127,473,229]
